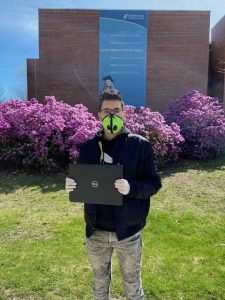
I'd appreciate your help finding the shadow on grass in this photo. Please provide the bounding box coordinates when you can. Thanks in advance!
[0,169,67,195]
[0,155,224,194]
[160,154,225,179]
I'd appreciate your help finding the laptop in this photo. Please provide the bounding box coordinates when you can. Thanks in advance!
[68,163,123,206]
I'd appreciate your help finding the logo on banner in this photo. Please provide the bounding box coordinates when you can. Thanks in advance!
[123,13,145,20]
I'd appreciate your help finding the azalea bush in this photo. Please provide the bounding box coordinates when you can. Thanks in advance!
[164,90,225,159]
[0,97,184,173]
[124,106,184,164]
[0,97,101,173]
[1,91,224,173]
[0,97,183,173]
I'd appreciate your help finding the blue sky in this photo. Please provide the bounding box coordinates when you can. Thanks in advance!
[0,0,225,100]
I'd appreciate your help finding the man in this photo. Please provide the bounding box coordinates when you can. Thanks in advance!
[65,89,162,300]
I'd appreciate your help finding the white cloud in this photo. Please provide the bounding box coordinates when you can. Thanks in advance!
[0,11,38,40]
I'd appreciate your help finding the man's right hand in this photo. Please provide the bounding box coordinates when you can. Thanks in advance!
[65,177,77,193]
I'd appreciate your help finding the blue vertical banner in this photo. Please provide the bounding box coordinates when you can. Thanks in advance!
[99,10,148,107]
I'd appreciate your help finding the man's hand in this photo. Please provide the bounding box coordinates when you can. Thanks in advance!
[65,177,77,193]
[114,179,130,195]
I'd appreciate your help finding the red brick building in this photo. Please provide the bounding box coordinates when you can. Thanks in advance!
[27,9,210,113]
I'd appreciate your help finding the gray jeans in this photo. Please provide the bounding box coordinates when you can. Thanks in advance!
[85,230,144,300]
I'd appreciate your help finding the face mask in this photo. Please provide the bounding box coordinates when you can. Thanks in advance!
[102,113,124,134]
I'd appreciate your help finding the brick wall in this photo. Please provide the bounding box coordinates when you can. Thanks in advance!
[147,11,210,111]
[27,59,38,99]
[28,9,99,113]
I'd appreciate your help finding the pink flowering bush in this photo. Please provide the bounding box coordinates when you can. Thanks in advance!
[0,111,10,138]
[164,90,225,159]
[0,97,101,173]
[124,106,184,164]
[0,97,184,173]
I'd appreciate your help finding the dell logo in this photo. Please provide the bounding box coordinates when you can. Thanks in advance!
[92,181,99,188]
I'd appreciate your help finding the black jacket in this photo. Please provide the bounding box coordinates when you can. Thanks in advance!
[77,127,162,240]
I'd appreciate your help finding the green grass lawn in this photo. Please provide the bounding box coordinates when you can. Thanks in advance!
[0,156,225,300]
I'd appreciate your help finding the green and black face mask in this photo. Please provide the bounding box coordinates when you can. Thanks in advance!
[102,113,124,134]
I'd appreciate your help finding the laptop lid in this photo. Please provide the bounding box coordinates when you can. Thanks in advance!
[68,164,123,206]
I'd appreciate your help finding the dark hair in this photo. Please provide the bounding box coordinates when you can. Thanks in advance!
[98,90,125,111]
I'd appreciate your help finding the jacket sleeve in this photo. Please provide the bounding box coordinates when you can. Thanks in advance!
[128,141,162,199]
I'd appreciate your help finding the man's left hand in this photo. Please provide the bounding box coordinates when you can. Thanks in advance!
[114,179,130,195]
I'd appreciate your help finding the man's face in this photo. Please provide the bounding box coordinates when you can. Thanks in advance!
[98,100,126,122]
